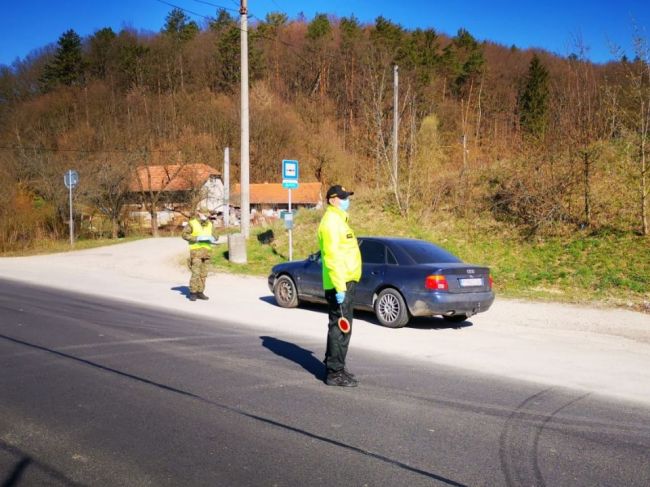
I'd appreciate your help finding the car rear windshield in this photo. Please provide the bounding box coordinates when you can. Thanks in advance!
[398,240,462,264]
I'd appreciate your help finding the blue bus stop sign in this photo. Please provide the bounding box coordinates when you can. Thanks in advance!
[282,160,299,180]
[64,170,79,189]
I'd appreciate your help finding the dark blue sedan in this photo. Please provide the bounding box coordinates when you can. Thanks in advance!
[268,237,495,328]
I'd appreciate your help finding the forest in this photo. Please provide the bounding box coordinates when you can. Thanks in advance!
[0,7,648,251]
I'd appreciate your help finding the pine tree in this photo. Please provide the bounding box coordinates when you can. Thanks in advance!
[162,8,199,43]
[519,54,549,138]
[41,29,86,89]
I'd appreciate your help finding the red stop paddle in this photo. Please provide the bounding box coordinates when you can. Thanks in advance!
[337,305,351,334]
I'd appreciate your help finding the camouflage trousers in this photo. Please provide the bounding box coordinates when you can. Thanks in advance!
[187,248,211,293]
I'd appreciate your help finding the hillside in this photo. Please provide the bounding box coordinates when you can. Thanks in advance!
[0,8,648,304]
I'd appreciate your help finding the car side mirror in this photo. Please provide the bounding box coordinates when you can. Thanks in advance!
[308,252,320,262]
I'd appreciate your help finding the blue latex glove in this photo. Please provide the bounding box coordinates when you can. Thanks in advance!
[335,291,346,304]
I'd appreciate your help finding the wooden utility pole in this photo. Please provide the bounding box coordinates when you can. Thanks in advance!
[240,0,250,240]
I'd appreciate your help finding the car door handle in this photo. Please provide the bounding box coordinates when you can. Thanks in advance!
[371,270,380,275]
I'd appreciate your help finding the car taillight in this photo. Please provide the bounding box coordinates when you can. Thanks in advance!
[489,275,494,289]
[425,274,448,291]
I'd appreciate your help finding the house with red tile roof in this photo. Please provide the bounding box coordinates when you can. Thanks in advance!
[128,163,224,227]
[232,182,323,214]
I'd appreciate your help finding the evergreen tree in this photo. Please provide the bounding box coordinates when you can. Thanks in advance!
[519,54,550,138]
[307,13,332,41]
[441,28,484,97]
[41,29,86,89]
[88,27,116,79]
[209,9,236,33]
[163,8,199,43]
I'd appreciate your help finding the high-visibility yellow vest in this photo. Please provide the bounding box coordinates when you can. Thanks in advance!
[317,205,362,292]
[188,218,213,250]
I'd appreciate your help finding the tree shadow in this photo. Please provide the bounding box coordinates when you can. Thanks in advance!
[260,336,325,381]
[171,285,191,298]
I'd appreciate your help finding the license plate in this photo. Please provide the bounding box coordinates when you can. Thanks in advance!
[459,278,483,287]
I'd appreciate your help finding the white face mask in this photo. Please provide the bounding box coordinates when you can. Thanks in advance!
[339,198,350,211]
[198,213,208,222]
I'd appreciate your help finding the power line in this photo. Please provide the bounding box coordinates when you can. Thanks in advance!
[189,0,239,13]
[155,0,214,20]
[0,146,219,154]
[154,0,344,66]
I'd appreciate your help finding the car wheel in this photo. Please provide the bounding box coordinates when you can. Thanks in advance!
[273,275,299,308]
[374,288,410,328]
[442,314,468,323]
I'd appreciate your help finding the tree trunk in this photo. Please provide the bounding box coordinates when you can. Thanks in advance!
[583,151,591,228]
[111,216,119,239]
[150,208,159,237]
[641,134,648,236]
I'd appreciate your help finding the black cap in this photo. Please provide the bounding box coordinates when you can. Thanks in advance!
[326,184,354,200]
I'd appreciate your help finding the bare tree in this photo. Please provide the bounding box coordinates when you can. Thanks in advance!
[85,154,135,238]
[133,156,187,237]
[615,30,650,235]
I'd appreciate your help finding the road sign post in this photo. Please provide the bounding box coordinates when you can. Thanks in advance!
[282,160,299,261]
[64,170,79,247]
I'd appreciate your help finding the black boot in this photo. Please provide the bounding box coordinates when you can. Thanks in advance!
[196,292,209,300]
[343,368,355,379]
[189,293,197,301]
[326,370,358,387]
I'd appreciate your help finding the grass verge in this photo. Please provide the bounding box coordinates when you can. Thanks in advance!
[210,191,649,313]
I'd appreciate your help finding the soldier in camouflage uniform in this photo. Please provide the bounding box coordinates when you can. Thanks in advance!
[182,208,220,301]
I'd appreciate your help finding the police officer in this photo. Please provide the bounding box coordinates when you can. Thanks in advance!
[318,185,362,387]
[182,208,219,301]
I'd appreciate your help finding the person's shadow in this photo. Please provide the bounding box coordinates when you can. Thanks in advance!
[171,285,191,298]
[260,336,326,381]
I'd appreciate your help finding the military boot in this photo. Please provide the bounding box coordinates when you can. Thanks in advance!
[326,370,358,387]
[196,292,209,300]
[189,293,197,302]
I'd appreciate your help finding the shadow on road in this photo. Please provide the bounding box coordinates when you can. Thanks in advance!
[260,336,325,381]
[0,438,78,487]
[259,295,276,306]
[258,296,475,330]
[406,316,474,331]
[171,285,191,298]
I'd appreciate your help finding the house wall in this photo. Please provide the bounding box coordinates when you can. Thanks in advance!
[198,176,226,214]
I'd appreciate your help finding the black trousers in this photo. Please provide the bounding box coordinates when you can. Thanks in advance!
[324,281,357,373]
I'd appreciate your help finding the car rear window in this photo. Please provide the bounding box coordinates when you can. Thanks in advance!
[398,240,462,264]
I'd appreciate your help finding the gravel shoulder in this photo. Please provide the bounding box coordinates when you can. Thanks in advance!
[1,237,649,406]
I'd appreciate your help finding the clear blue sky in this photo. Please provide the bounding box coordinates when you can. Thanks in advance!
[1,0,649,66]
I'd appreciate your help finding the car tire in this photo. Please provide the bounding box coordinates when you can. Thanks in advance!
[442,314,468,323]
[273,275,299,308]
[374,288,410,328]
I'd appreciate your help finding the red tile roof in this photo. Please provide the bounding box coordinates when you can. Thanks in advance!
[130,164,220,192]
[233,182,322,204]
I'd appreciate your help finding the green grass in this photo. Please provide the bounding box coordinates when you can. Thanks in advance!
[210,192,650,312]
[4,191,648,312]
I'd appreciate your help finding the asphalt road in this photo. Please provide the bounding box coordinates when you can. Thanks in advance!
[1,279,649,487]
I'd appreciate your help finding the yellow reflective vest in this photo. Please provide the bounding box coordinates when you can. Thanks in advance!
[317,205,362,292]
[187,218,214,251]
